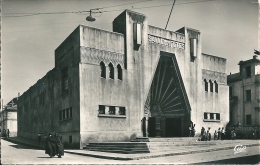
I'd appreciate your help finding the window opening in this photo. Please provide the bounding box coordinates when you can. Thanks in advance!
[209,80,213,92]
[246,115,251,125]
[214,81,218,93]
[61,67,68,92]
[204,79,208,92]
[108,63,114,79]
[245,66,251,78]
[246,90,251,101]
[99,105,105,114]
[100,61,106,78]
[109,106,115,115]
[117,64,122,80]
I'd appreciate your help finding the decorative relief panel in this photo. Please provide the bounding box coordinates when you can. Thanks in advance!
[202,69,226,84]
[80,47,125,67]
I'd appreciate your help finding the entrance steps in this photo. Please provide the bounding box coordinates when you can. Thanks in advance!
[84,137,216,154]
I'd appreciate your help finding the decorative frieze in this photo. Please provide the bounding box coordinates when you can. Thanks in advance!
[80,47,125,67]
[202,69,226,84]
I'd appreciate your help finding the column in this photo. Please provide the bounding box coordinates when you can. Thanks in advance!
[115,107,119,115]
[105,106,109,115]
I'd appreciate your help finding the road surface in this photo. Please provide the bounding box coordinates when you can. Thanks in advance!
[1,139,259,164]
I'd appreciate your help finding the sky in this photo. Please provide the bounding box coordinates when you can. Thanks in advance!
[1,0,259,105]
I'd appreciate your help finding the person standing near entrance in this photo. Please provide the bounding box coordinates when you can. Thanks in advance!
[221,127,225,140]
[192,124,196,137]
[217,128,221,140]
[188,126,192,137]
[7,129,10,137]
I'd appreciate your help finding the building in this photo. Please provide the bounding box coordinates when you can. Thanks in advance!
[18,10,229,149]
[0,97,18,137]
[228,55,260,127]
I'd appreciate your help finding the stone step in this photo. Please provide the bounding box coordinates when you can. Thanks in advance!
[132,137,199,142]
[87,148,150,154]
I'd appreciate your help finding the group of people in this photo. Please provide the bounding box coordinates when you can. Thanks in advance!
[193,126,226,141]
[45,132,64,158]
[1,129,10,137]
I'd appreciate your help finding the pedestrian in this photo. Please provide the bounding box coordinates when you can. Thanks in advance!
[254,127,259,139]
[189,125,192,137]
[3,129,6,137]
[221,127,225,140]
[7,129,10,137]
[38,133,42,143]
[231,128,236,140]
[207,128,211,141]
[214,130,218,140]
[55,133,64,158]
[217,127,221,140]
[192,124,196,137]
[45,133,56,158]
[201,127,206,141]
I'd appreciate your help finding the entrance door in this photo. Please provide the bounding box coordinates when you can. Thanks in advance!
[165,118,181,137]
[148,117,156,137]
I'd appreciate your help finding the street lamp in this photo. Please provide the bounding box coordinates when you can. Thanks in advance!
[86,8,102,22]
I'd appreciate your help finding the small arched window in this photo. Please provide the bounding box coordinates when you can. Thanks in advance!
[117,64,122,80]
[204,79,208,92]
[100,61,106,78]
[209,80,213,92]
[108,63,114,79]
[214,80,218,93]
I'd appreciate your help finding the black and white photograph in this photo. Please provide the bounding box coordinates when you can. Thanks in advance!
[1,0,260,164]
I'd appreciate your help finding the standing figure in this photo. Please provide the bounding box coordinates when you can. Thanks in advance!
[7,129,10,137]
[192,124,196,137]
[217,128,221,140]
[45,133,57,158]
[231,128,236,140]
[189,126,192,137]
[55,133,64,158]
[38,133,42,143]
[200,127,205,141]
[214,130,218,140]
[207,128,211,141]
[3,129,6,137]
[221,127,225,140]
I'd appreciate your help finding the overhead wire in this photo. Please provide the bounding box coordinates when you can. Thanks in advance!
[3,0,219,18]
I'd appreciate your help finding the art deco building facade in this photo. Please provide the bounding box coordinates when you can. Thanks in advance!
[18,10,229,149]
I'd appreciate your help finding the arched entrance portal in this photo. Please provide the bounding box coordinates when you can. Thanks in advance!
[144,52,191,137]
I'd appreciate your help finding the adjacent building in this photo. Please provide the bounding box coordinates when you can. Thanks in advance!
[228,55,260,127]
[0,97,18,137]
[18,10,229,149]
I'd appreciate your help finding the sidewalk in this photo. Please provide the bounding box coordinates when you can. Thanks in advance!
[2,136,260,160]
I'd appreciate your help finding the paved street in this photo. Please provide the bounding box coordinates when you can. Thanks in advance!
[1,139,260,164]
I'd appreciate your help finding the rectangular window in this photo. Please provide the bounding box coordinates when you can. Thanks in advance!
[245,66,251,78]
[204,113,220,121]
[210,113,214,119]
[246,115,251,125]
[99,105,105,114]
[204,113,207,119]
[216,113,220,120]
[109,106,115,115]
[246,90,251,101]
[61,67,69,93]
[119,107,126,115]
